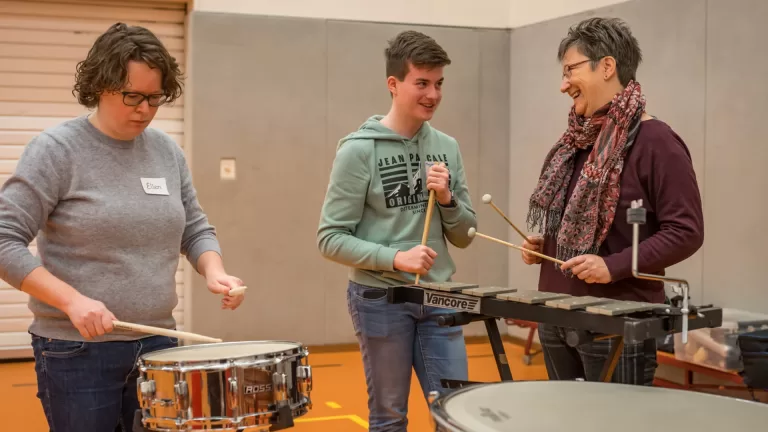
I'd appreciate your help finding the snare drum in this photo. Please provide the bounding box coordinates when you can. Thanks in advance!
[135,341,312,431]
[429,381,767,431]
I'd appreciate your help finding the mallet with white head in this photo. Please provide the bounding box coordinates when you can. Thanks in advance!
[468,227,564,265]
[481,193,529,241]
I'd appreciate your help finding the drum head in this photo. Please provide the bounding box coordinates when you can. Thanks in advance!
[140,340,302,363]
[432,381,767,431]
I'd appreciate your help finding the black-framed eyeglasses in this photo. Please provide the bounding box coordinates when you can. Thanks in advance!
[121,91,169,107]
[562,59,591,79]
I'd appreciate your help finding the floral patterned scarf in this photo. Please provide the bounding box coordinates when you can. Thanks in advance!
[526,80,646,265]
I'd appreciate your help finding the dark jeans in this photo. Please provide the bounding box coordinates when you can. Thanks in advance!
[31,333,178,432]
[538,323,658,385]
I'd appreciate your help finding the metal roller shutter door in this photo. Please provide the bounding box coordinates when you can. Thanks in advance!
[0,0,189,359]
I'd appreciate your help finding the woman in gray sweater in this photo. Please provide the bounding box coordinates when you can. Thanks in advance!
[0,23,245,431]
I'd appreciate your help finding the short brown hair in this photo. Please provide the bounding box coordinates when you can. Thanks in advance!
[557,17,642,87]
[73,22,183,108]
[385,30,451,80]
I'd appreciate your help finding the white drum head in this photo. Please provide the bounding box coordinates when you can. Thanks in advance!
[434,381,767,431]
[141,341,301,362]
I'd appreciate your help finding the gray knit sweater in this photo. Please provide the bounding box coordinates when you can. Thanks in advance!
[0,115,220,342]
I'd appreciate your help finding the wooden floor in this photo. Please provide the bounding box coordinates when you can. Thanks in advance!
[0,339,548,431]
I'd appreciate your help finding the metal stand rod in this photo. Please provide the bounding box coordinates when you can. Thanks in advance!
[628,200,692,343]
[484,318,514,381]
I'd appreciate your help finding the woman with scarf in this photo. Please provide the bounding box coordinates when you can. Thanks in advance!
[521,17,704,385]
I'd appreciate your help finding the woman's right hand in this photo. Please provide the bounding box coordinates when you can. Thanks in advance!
[521,236,544,265]
[63,294,117,340]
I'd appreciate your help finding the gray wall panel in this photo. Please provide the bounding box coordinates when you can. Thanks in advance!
[475,29,513,336]
[703,0,768,313]
[188,12,330,343]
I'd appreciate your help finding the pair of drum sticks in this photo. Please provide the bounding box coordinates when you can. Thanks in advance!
[415,188,563,283]
[112,285,248,343]
[471,194,564,265]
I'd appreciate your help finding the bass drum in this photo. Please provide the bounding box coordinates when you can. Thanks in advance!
[429,381,767,431]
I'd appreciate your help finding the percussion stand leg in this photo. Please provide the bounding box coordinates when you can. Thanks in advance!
[599,336,625,382]
[484,318,514,381]
[269,402,295,431]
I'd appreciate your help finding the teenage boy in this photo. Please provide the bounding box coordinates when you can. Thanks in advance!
[317,30,477,431]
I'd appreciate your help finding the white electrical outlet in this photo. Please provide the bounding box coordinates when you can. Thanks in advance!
[220,158,236,180]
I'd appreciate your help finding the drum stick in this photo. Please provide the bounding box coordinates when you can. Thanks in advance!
[228,286,247,296]
[112,320,222,343]
[467,227,564,265]
[482,194,528,241]
[415,189,437,284]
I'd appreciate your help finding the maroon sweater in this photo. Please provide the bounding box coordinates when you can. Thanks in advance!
[537,119,704,304]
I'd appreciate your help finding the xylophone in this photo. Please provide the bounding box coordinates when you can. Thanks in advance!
[387,282,721,384]
[389,199,723,385]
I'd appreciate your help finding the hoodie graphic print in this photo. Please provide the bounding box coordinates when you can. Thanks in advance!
[317,115,477,288]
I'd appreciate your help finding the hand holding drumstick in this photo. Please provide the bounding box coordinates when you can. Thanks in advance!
[205,274,247,310]
[412,162,450,284]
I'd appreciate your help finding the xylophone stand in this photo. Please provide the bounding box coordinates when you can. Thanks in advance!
[564,329,625,382]
[436,314,628,384]
[484,318,514,381]
[436,312,514,386]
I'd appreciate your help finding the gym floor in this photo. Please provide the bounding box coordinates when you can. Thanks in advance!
[0,337,548,431]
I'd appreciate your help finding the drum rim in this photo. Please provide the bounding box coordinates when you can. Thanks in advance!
[429,381,500,432]
[137,339,306,364]
[429,380,768,431]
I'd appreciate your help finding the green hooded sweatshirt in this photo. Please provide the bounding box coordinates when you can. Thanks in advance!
[317,115,477,288]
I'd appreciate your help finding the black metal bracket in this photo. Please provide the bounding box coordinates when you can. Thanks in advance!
[435,312,514,381]
[269,403,295,431]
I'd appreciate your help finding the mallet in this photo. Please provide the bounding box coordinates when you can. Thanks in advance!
[482,194,528,241]
[467,227,564,265]
[415,189,436,284]
[112,320,222,343]
[416,162,446,284]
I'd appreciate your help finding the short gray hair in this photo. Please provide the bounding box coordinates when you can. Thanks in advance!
[557,17,642,86]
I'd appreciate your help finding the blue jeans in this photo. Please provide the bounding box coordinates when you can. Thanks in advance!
[347,281,468,432]
[31,333,178,432]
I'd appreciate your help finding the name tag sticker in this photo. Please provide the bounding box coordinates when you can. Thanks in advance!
[141,178,169,196]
